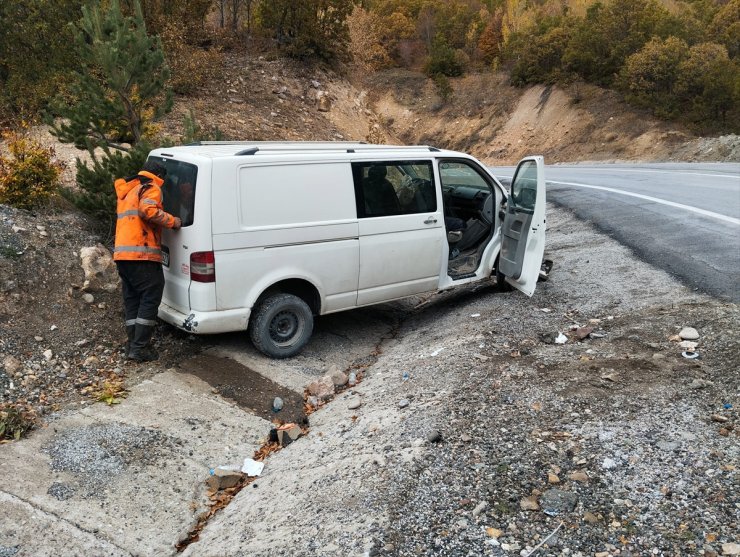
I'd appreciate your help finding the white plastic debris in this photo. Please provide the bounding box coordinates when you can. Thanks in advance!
[470,313,481,318]
[540,308,552,313]
[430,347,445,357]
[241,458,265,477]
[50,325,58,331]
[554,332,568,345]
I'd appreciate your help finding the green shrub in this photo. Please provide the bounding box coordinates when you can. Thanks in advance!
[425,35,464,78]
[63,143,151,236]
[0,133,62,209]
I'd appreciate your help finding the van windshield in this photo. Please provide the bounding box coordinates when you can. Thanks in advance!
[148,157,198,227]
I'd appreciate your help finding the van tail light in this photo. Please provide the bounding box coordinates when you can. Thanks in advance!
[190,251,216,283]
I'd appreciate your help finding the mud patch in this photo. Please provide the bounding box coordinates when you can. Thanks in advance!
[179,355,307,425]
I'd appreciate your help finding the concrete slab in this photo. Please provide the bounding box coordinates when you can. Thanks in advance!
[0,491,129,557]
[0,371,271,556]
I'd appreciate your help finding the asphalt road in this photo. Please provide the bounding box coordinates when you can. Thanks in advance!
[493,162,740,302]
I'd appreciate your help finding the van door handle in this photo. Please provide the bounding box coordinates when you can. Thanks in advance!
[424,216,438,224]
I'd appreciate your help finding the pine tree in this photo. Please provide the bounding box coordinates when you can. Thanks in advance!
[50,0,171,233]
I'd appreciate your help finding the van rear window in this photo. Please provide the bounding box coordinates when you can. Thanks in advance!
[149,157,198,227]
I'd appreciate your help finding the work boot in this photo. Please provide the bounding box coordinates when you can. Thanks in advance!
[123,324,135,355]
[127,324,158,362]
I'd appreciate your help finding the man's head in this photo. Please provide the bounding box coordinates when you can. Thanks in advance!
[142,161,167,180]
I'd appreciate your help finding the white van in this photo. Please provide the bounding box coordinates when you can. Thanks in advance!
[151,142,546,358]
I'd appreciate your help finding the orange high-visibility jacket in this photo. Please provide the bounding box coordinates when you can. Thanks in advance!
[113,170,178,263]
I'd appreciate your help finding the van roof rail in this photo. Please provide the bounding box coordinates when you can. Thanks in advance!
[188,141,441,152]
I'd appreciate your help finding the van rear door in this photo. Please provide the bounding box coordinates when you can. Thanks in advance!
[154,155,212,314]
[498,156,546,296]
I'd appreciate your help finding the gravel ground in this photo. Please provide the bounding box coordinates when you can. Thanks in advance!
[187,205,738,557]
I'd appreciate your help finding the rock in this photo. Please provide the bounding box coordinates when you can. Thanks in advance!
[307,375,335,401]
[679,340,698,349]
[83,355,99,368]
[656,440,679,451]
[398,398,410,409]
[310,80,321,88]
[722,542,740,555]
[520,495,540,511]
[602,457,618,469]
[461,433,472,442]
[595,552,610,557]
[80,244,119,292]
[548,473,560,484]
[679,327,699,340]
[272,423,303,447]
[486,527,503,538]
[690,379,713,389]
[583,511,599,524]
[472,501,487,516]
[540,488,578,515]
[82,293,95,304]
[272,397,284,412]
[427,430,442,443]
[347,396,362,410]
[3,355,21,375]
[328,367,348,387]
[317,92,331,112]
[568,471,589,482]
[43,349,53,361]
[348,372,357,386]
[206,467,244,491]
[711,414,729,423]
[575,326,593,340]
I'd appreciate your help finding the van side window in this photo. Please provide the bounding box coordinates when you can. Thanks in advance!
[159,159,198,227]
[352,160,436,218]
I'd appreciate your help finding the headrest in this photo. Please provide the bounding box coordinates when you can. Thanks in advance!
[368,166,387,180]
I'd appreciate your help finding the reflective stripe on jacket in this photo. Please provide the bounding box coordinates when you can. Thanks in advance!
[113,170,178,263]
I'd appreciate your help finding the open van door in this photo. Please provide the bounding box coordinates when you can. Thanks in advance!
[498,156,546,296]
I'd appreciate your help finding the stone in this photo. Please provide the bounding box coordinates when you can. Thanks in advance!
[273,423,303,447]
[722,542,740,555]
[583,511,599,524]
[472,501,488,517]
[461,433,472,442]
[548,473,560,484]
[602,457,618,469]
[347,396,362,410]
[656,440,679,451]
[43,349,53,361]
[317,92,331,112]
[520,496,540,511]
[711,414,729,423]
[540,488,578,515]
[679,340,699,349]
[575,326,593,340]
[486,527,503,538]
[328,367,348,387]
[2,355,21,375]
[568,471,589,482]
[82,293,95,304]
[679,327,699,340]
[206,467,244,491]
[427,430,442,443]
[272,397,284,412]
[398,398,410,409]
[80,244,119,292]
[307,375,335,401]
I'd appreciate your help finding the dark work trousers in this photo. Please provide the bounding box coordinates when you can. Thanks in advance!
[116,260,165,328]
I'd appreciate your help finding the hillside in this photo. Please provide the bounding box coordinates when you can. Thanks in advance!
[156,54,739,166]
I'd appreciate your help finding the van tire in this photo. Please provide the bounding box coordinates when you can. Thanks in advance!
[249,293,314,358]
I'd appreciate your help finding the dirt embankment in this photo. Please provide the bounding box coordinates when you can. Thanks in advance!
[360,69,739,165]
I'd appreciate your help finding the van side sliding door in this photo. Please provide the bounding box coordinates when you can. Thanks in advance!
[353,160,443,305]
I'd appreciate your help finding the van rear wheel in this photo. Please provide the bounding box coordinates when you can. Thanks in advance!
[249,293,314,358]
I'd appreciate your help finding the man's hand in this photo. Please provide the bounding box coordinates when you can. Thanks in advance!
[173,217,182,230]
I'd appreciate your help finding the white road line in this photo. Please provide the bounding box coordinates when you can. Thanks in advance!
[548,180,740,225]
[550,167,740,180]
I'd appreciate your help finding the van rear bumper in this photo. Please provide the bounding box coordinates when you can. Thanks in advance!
[158,302,251,334]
